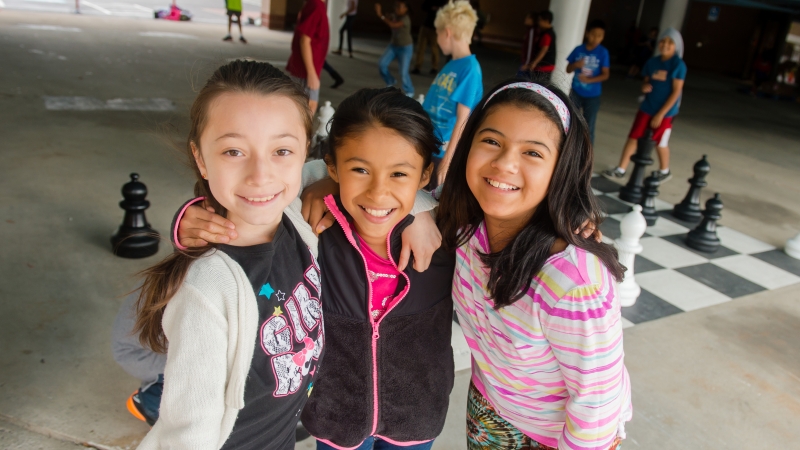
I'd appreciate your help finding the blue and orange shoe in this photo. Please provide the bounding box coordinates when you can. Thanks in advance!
[127,390,157,426]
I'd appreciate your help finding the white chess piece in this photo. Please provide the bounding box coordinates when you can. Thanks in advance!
[315,101,335,140]
[615,205,647,307]
[786,233,800,260]
[417,94,425,104]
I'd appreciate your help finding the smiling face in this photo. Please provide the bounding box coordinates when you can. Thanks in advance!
[465,104,561,244]
[193,92,307,245]
[328,125,432,254]
[659,36,676,59]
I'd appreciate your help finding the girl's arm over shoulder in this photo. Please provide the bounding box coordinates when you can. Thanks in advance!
[539,282,629,450]
[138,281,229,450]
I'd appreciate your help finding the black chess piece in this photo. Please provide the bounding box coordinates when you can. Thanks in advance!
[111,173,160,258]
[673,155,710,222]
[686,193,723,253]
[619,129,655,203]
[639,171,660,226]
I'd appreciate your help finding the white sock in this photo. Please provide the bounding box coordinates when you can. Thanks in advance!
[616,167,626,174]
[660,168,669,174]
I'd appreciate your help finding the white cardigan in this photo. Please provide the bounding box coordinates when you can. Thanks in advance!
[137,250,258,449]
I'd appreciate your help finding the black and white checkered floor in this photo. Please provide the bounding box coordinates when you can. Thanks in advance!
[591,175,800,328]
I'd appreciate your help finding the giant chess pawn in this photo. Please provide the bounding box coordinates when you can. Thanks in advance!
[686,193,723,253]
[785,233,800,260]
[673,155,710,222]
[111,173,160,258]
[315,101,335,140]
[619,129,655,204]
[639,171,660,226]
[616,205,647,307]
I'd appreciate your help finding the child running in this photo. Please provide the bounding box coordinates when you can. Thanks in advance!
[437,79,632,449]
[134,60,323,450]
[173,88,455,450]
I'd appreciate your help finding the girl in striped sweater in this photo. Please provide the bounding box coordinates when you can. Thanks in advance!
[437,80,632,450]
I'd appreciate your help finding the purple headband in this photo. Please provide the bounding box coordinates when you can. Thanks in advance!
[486,82,571,133]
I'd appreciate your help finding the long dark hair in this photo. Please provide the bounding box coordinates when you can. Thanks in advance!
[134,60,312,353]
[327,87,440,169]
[438,79,625,309]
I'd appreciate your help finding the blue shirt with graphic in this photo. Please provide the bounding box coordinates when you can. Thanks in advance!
[567,44,610,98]
[423,54,483,158]
[640,54,687,118]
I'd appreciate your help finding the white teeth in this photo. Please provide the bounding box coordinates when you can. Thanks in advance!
[363,207,393,217]
[486,178,519,191]
[245,195,276,202]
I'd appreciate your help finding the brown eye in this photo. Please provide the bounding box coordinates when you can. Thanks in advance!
[224,149,243,157]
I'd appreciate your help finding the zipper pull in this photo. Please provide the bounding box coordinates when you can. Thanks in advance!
[372,323,380,340]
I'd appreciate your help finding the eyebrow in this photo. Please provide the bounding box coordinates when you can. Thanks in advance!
[344,156,417,169]
[478,127,553,154]
[215,132,300,142]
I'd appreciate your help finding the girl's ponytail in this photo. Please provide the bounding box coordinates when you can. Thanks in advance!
[133,60,312,352]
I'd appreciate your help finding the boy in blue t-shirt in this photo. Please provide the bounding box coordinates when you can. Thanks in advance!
[566,20,609,145]
[422,0,482,188]
[604,28,686,183]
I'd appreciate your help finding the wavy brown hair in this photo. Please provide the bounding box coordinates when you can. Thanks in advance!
[437,78,625,309]
[134,60,312,353]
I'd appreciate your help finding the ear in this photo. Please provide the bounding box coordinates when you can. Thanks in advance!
[418,161,434,189]
[191,141,208,178]
[324,155,340,183]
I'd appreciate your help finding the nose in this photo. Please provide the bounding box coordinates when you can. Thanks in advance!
[246,153,275,186]
[490,147,519,174]
[365,174,391,202]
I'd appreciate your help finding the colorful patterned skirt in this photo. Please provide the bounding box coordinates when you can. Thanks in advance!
[466,381,622,450]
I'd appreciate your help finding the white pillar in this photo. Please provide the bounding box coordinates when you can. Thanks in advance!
[549,0,592,93]
[328,0,347,50]
[659,0,690,32]
[615,205,647,307]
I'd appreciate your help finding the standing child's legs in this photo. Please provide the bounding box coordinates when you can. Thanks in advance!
[581,95,601,146]
[398,44,415,96]
[413,28,429,72]
[379,46,398,87]
[616,138,638,170]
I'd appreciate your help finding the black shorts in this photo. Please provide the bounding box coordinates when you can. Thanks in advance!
[226,10,241,17]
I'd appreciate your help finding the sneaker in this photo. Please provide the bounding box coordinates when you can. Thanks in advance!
[332,50,342,55]
[222,35,233,42]
[601,168,625,180]
[331,78,344,89]
[127,391,157,426]
[429,68,438,75]
[239,36,247,44]
[655,170,672,183]
[411,68,421,75]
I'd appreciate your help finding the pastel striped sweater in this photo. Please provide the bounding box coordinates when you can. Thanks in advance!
[453,222,632,450]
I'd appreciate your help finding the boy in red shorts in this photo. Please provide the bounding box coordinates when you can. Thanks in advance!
[603,28,686,183]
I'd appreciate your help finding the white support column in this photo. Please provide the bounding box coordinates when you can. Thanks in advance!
[549,0,592,93]
[328,0,347,50]
[659,0,690,32]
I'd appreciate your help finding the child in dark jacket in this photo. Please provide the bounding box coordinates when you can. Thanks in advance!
[172,88,454,450]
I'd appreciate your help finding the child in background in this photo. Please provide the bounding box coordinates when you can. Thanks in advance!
[523,10,556,83]
[222,0,246,43]
[518,11,538,79]
[422,0,482,187]
[376,1,415,98]
[173,88,456,450]
[112,286,165,427]
[566,19,610,146]
[437,79,632,449]
[603,28,686,183]
[135,60,321,450]
[286,0,330,113]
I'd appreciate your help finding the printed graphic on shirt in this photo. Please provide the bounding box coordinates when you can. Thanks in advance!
[261,278,322,397]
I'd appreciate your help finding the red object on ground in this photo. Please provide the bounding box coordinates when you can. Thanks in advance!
[165,4,182,20]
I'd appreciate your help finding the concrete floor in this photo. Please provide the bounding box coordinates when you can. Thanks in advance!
[0,8,799,449]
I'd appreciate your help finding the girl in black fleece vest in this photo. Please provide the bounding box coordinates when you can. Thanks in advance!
[173,87,455,450]
[302,87,454,450]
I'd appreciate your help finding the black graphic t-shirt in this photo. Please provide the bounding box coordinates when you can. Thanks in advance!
[218,215,323,450]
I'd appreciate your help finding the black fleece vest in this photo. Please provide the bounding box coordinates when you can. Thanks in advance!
[300,196,455,447]
[539,28,557,69]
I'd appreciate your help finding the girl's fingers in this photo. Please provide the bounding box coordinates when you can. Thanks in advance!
[316,212,334,234]
[183,218,237,239]
[178,237,209,249]
[195,228,231,244]
[412,251,432,272]
[397,244,411,272]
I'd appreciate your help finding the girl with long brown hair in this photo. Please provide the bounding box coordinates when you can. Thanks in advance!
[134,60,323,450]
